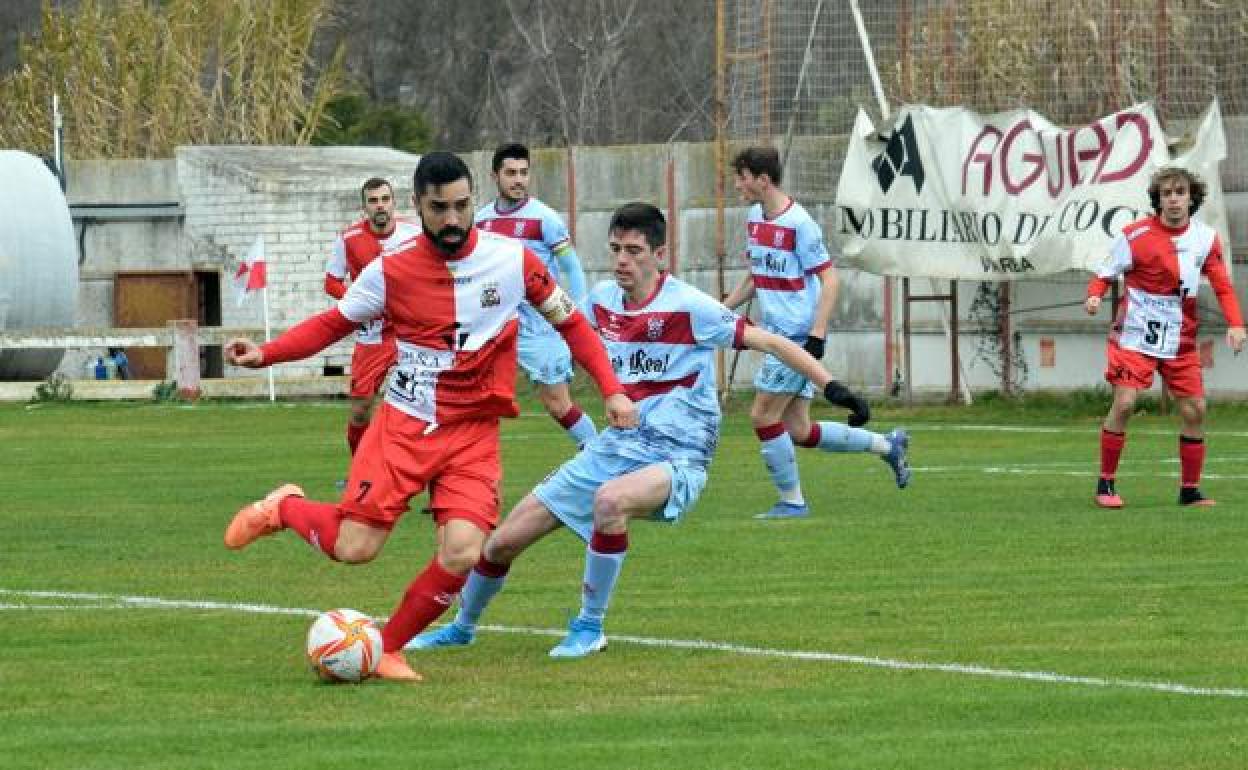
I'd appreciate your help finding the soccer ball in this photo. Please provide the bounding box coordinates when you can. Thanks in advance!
[305,608,383,683]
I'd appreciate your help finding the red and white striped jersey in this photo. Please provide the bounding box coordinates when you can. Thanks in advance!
[744,199,834,338]
[1089,215,1242,358]
[338,228,559,425]
[326,217,421,344]
[327,216,422,281]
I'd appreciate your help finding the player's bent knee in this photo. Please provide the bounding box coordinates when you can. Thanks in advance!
[333,541,381,564]
[590,486,630,531]
[438,541,483,574]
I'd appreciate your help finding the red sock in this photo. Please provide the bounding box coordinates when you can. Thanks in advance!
[1179,435,1205,488]
[346,421,368,455]
[279,497,342,560]
[556,405,584,430]
[380,559,468,652]
[1100,429,1126,480]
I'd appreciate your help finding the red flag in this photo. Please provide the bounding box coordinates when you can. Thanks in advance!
[235,236,267,305]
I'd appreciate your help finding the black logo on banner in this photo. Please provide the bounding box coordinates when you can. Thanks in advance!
[872,114,924,195]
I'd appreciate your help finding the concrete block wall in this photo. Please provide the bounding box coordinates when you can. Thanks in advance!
[57,126,1248,395]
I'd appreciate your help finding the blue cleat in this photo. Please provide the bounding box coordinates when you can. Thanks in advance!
[883,428,911,489]
[754,501,810,520]
[403,622,475,651]
[549,617,607,659]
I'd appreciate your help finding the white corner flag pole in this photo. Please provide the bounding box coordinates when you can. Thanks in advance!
[261,286,275,402]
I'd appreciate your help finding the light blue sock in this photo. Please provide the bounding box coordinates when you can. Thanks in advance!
[567,413,597,448]
[813,421,876,453]
[578,546,626,624]
[452,569,507,631]
[759,431,803,502]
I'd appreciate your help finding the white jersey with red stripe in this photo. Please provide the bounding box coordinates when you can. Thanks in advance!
[337,229,558,426]
[1097,215,1233,358]
[325,217,422,344]
[587,273,747,466]
[476,197,574,338]
[745,199,833,338]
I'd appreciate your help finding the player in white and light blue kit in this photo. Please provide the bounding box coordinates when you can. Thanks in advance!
[406,202,880,658]
[724,147,911,520]
[476,142,596,448]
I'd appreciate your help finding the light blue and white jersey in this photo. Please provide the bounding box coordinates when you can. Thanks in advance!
[476,196,574,337]
[587,274,747,467]
[745,199,833,338]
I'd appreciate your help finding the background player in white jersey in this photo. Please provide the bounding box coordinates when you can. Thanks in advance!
[324,178,422,456]
[476,142,596,448]
[723,146,910,520]
[406,202,911,658]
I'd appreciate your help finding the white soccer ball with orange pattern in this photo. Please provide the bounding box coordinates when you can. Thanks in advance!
[305,608,383,682]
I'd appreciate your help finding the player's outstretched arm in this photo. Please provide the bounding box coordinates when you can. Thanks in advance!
[231,309,358,369]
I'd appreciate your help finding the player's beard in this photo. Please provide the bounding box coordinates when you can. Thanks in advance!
[432,225,468,254]
[370,211,391,230]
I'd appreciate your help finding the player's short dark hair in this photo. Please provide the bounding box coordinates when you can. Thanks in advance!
[609,202,666,250]
[1148,166,1206,216]
[360,177,391,203]
[492,142,530,172]
[413,152,472,198]
[732,146,783,185]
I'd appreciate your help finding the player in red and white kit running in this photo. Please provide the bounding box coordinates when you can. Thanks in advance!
[223,152,637,682]
[324,177,422,455]
[1085,166,1245,508]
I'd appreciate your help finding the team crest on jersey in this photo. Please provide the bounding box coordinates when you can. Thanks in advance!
[513,221,527,237]
[646,317,666,341]
[480,281,501,308]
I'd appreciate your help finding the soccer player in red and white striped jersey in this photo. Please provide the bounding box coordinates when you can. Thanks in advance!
[223,152,636,681]
[1085,166,1245,508]
[324,177,422,455]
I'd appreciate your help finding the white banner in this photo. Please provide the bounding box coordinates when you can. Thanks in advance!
[834,101,1229,280]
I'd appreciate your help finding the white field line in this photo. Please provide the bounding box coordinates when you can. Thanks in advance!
[2,588,1245,699]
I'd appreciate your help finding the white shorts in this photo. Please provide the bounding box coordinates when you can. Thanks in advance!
[533,443,708,542]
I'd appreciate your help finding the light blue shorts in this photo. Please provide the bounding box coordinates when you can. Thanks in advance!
[753,351,816,399]
[517,324,573,386]
[533,444,708,542]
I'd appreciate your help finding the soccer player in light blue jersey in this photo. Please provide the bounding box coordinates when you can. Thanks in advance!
[406,202,905,659]
[476,143,596,448]
[723,146,910,520]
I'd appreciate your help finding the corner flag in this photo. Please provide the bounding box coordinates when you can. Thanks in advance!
[234,236,268,306]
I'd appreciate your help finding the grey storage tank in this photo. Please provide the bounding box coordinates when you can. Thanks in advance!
[0,150,79,379]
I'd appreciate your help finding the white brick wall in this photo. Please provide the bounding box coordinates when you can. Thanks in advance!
[177,146,421,379]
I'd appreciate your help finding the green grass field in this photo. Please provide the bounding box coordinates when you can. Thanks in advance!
[3,394,1247,769]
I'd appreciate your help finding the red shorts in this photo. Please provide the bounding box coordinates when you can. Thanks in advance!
[1105,342,1203,397]
[339,403,502,533]
[349,341,396,399]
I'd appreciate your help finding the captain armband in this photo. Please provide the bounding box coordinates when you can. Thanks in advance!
[537,285,577,325]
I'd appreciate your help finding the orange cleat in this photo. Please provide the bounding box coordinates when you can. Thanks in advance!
[224,484,304,550]
[1094,492,1124,509]
[374,651,424,682]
